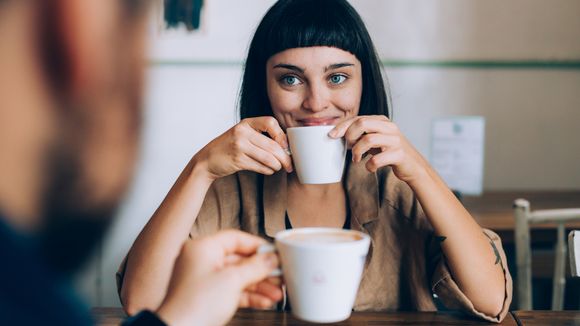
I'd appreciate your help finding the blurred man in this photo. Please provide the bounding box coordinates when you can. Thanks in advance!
[0,0,281,325]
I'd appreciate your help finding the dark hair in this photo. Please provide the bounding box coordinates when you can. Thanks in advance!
[239,0,389,120]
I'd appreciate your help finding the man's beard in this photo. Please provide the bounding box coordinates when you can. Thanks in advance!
[38,131,119,277]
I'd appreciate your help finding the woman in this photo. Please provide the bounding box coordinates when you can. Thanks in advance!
[118,0,512,322]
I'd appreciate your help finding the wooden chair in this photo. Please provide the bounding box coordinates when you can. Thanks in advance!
[569,230,580,278]
[514,198,580,310]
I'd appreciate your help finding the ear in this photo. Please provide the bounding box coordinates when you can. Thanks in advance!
[52,0,119,96]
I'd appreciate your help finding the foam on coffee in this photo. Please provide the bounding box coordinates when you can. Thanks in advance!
[282,231,361,244]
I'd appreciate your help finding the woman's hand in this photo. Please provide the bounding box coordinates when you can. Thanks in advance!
[120,118,290,316]
[194,117,293,181]
[333,116,507,317]
[329,115,429,184]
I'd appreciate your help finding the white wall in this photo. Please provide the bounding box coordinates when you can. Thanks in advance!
[151,0,580,61]
[387,67,580,190]
[75,0,580,307]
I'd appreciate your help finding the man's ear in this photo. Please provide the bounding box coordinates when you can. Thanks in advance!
[50,0,119,97]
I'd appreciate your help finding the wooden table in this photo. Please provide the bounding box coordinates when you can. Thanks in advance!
[512,310,580,325]
[464,191,580,232]
[92,307,518,325]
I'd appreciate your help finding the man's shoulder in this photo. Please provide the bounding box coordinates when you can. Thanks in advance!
[0,217,93,326]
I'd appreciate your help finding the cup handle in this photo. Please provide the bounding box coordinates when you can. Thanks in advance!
[257,243,282,277]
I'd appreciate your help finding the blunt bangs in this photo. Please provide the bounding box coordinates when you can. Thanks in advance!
[260,0,365,63]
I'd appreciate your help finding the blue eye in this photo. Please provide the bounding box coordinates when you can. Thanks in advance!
[329,74,347,85]
[282,75,301,86]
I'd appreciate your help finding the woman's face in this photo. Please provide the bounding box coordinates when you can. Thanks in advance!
[266,46,362,129]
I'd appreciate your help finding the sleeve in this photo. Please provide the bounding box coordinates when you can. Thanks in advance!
[115,174,242,302]
[189,174,242,238]
[430,229,513,323]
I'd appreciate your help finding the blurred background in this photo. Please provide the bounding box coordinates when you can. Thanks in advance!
[76,0,580,310]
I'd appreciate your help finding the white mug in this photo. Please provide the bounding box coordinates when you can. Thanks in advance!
[286,126,346,184]
[260,228,370,323]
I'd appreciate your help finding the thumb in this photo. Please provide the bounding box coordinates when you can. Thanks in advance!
[227,253,279,290]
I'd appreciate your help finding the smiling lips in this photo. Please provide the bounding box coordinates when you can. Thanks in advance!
[297,117,339,126]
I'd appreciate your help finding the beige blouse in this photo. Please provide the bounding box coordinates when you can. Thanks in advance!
[117,158,512,323]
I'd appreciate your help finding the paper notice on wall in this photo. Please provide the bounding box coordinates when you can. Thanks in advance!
[431,116,485,196]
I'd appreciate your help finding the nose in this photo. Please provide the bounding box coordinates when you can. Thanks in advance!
[302,83,330,112]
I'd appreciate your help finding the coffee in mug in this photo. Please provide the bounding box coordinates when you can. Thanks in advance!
[282,231,361,244]
[260,228,370,323]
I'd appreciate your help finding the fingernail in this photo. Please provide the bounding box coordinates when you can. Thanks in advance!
[328,130,337,138]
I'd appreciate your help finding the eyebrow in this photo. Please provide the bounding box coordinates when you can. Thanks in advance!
[272,62,355,74]
[273,64,305,73]
[324,63,354,72]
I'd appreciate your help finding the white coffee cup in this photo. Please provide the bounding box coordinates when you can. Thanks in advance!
[260,228,370,323]
[286,126,346,184]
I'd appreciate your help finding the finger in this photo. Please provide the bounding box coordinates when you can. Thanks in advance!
[244,117,289,149]
[239,292,279,309]
[245,276,283,294]
[266,276,282,286]
[230,140,278,175]
[229,133,277,175]
[224,254,244,266]
[238,154,277,175]
[344,117,392,148]
[245,282,258,293]
[226,252,280,290]
[246,280,284,301]
[203,230,268,257]
[351,134,400,163]
[327,117,358,138]
[365,149,404,173]
[249,134,293,173]
[244,143,286,173]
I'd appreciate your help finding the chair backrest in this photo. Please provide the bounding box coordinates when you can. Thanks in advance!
[569,230,580,278]
[514,199,580,310]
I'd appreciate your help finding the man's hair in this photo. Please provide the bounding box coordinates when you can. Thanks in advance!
[239,0,390,120]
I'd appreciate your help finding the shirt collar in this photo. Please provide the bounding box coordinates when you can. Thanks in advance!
[263,157,380,238]
[263,170,288,238]
[345,157,380,226]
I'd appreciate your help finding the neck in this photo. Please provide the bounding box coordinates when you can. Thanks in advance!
[288,172,343,195]
[0,3,54,231]
[286,172,347,228]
